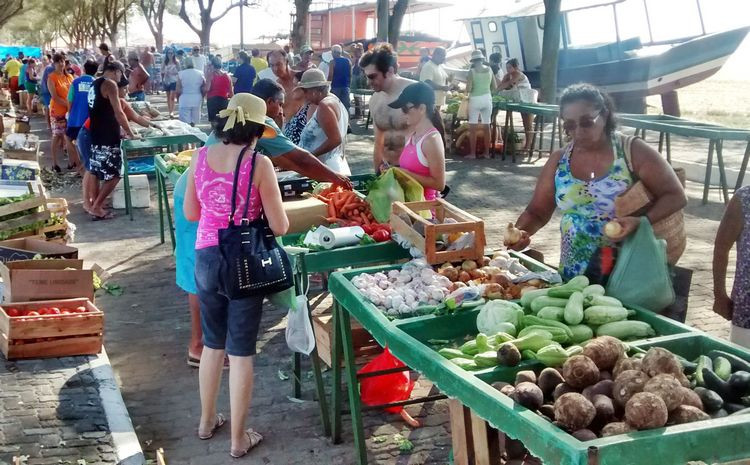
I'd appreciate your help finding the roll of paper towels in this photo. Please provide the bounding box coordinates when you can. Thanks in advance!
[317,226,365,249]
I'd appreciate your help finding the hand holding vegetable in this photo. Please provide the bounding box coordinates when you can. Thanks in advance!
[604,216,640,242]
[506,229,531,251]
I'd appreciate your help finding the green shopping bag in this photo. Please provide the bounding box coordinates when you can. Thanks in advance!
[605,217,675,312]
[366,168,405,222]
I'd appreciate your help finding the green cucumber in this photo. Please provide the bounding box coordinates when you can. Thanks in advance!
[521,315,574,339]
[582,284,605,297]
[450,357,480,370]
[714,356,733,381]
[547,287,576,299]
[563,291,584,325]
[530,296,569,314]
[438,348,473,360]
[474,350,500,368]
[694,355,713,387]
[521,349,537,360]
[584,306,629,325]
[595,320,655,340]
[459,339,479,356]
[584,295,623,308]
[568,324,594,344]
[537,306,565,321]
[518,325,570,344]
[707,350,750,372]
[520,288,550,309]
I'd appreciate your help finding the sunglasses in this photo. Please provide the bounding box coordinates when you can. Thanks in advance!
[562,110,602,133]
[401,104,416,114]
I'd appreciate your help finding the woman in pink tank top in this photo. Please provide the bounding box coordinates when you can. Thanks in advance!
[388,81,446,200]
[183,94,288,458]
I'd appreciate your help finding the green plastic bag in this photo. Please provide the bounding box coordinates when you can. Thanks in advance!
[392,168,425,203]
[606,217,675,312]
[366,168,405,222]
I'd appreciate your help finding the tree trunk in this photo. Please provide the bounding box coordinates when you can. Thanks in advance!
[154,32,163,51]
[388,0,409,50]
[109,28,119,49]
[376,0,388,42]
[540,0,562,103]
[291,0,311,51]
[200,27,211,48]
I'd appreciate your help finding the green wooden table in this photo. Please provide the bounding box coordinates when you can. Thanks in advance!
[327,261,747,465]
[154,153,184,250]
[493,100,563,162]
[120,133,207,221]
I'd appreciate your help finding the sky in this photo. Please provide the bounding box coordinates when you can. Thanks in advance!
[123,0,750,79]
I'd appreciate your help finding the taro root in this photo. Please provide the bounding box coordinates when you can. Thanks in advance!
[644,374,684,411]
[562,355,600,389]
[582,336,624,371]
[612,369,649,407]
[601,422,635,437]
[600,371,613,381]
[538,404,556,422]
[571,429,598,441]
[552,382,577,401]
[500,384,516,397]
[668,405,710,425]
[498,343,522,367]
[538,367,565,397]
[512,382,544,411]
[582,379,614,401]
[613,357,643,380]
[491,381,510,392]
[678,387,704,411]
[625,392,668,430]
[592,394,616,423]
[515,370,537,385]
[641,347,683,378]
[554,393,596,431]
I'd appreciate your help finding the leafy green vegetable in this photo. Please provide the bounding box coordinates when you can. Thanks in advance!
[393,433,414,453]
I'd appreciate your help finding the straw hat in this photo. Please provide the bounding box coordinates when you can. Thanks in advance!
[218,93,276,138]
[295,68,329,90]
[470,50,485,62]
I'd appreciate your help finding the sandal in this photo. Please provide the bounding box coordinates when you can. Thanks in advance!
[230,429,263,458]
[198,413,226,440]
[91,211,115,221]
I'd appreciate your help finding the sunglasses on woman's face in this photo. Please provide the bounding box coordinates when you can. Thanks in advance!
[401,104,414,114]
[562,110,602,133]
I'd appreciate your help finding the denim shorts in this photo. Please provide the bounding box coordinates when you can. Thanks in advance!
[195,246,264,356]
[76,127,91,171]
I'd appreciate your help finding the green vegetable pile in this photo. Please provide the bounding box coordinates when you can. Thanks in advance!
[437,275,657,371]
[687,349,750,418]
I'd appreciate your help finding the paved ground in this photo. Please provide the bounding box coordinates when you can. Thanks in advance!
[1,92,739,464]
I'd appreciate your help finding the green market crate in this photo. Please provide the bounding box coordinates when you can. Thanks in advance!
[277,173,376,199]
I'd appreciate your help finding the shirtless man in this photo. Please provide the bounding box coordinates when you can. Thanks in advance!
[258,49,303,123]
[359,44,414,172]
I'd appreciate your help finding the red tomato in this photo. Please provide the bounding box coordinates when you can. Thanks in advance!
[61,310,72,314]
[37,308,48,315]
[48,308,61,315]
[372,229,391,242]
[361,224,374,235]
[74,306,87,313]
[26,311,40,316]
[5,308,19,317]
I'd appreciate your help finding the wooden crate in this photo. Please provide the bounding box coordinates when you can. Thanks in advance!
[310,294,381,367]
[0,184,50,240]
[390,199,486,265]
[0,298,103,360]
[41,197,69,243]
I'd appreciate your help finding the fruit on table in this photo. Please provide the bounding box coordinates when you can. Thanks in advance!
[624,392,668,429]
[562,355,600,389]
[4,306,93,317]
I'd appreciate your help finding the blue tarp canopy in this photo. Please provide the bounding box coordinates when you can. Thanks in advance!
[0,45,43,58]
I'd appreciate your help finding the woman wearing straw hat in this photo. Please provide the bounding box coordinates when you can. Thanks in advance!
[297,68,351,174]
[184,92,288,458]
[465,49,498,159]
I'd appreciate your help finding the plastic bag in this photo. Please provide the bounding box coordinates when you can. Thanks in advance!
[358,347,415,413]
[606,217,675,312]
[285,295,315,355]
[392,168,425,203]
[366,168,405,222]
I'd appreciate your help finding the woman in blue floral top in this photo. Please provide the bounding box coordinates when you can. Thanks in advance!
[713,185,750,347]
[509,83,686,281]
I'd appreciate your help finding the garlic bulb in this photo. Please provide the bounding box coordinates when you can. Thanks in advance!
[503,222,523,246]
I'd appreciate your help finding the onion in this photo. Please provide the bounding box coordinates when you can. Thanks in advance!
[604,221,623,238]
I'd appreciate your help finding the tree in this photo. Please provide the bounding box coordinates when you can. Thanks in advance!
[290,0,311,51]
[540,0,562,103]
[92,0,135,49]
[387,0,409,49]
[0,0,24,29]
[179,0,258,48]
[140,0,178,51]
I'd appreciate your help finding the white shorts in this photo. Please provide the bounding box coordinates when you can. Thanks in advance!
[179,105,201,125]
[731,324,750,349]
[468,94,492,124]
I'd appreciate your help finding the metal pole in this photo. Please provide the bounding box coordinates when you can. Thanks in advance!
[240,0,245,51]
[695,0,706,35]
[642,0,653,43]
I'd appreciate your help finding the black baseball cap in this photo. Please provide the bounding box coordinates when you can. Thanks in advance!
[117,75,129,88]
[388,81,435,110]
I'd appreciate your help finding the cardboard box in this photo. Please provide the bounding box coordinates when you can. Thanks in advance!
[282,197,329,234]
[0,238,78,262]
[0,259,94,303]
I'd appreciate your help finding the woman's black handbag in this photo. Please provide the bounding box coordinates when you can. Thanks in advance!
[218,146,293,299]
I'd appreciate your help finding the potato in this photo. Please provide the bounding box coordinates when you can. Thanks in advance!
[582,379,614,401]
[513,382,544,411]
[625,392,668,430]
[612,369,649,407]
[601,422,635,437]
[678,387,704,411]
[582,336,624,371]
[641,347,683,378]
[562,355,600,389]
[644,374,684,411]
[515,370,537,385]
[668,405,710,425]
[552,382,577,401]
[458,271,471,283]
[571,429,598,441]
[592,394,615,423]
[554,393,596,431]
[613,357,642,380]
[538,368,565,397]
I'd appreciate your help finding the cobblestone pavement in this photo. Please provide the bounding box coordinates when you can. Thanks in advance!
[2,94,739,464]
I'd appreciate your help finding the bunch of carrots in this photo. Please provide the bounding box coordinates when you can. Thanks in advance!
[313,186,375,227]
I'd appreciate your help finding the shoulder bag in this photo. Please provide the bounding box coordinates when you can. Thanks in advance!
[218,145,294,299]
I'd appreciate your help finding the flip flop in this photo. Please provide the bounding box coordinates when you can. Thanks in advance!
[91,211,115,221]
[198,413,226,440]
[230,429,263,458]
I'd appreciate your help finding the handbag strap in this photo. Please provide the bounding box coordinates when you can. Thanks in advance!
[227,145,258,223]
[620,133,639,182]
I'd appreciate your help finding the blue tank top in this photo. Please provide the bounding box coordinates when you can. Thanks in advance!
[68,75,94,128]
[331,56,351,88]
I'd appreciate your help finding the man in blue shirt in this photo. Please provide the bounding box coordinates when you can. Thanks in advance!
[327,44,352,115]
[68,60,98,210]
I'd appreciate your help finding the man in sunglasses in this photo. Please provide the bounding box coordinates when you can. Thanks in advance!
[359,43,415,173]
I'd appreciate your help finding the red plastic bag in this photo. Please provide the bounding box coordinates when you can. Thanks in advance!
[358,347,415,413]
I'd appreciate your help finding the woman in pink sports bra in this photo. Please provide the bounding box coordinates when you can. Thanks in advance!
[183,93,288,459]
[388,81,446,200]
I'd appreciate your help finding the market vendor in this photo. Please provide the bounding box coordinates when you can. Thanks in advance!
[508,83,686,281]
[387,81,445,200]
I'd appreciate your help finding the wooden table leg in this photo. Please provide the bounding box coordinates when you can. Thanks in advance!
[157,174,165,244]
[666,132,672,164]
[330,300,343,444]
[448,399,472,465]
[702,139,716,205]
[715,139,729,204]
[339,306,368,465]
[735,141,750,191]
[658,131,665,154]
